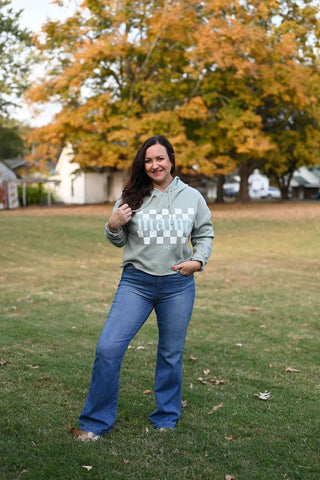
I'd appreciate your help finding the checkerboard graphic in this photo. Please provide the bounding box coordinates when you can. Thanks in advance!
[135,208,195,245]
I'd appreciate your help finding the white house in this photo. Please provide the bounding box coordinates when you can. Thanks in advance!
[290,166,320,200]
[0,161,19,209]
[52,144,128,205]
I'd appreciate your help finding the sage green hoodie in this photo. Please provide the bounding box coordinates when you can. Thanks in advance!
[105,177,214,276]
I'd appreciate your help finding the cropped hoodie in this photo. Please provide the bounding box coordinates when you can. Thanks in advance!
[105,177,214,276]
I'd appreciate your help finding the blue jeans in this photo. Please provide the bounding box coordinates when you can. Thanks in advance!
[79,265,195,435]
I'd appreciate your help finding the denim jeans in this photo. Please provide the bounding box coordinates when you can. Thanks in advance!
[79,264,196,435]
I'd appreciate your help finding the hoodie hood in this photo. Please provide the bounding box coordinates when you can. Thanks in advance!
[134,176,188,214]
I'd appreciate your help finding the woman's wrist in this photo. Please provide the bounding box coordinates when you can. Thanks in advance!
[107,222,120,234]
[191,260,202,270]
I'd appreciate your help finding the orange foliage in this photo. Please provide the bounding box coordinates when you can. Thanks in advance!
[25,0,320,186]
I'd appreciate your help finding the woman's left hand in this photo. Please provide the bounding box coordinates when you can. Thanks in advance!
[172,260,202,276]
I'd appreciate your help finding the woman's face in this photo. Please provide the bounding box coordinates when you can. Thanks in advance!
[144,143,173,191]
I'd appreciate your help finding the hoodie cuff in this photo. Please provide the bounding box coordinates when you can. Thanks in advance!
[105,223,122,235]
[190,258,204,271]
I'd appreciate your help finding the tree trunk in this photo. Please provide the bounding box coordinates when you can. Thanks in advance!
[277,170,294,200]
[280,185,290,200]
[215,174,225,203]
[237,163,251,202]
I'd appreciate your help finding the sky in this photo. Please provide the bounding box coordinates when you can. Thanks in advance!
[11,0,76,33]
[10,0,77,125]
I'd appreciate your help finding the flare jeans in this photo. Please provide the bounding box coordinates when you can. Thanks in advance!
[79,264,196,435]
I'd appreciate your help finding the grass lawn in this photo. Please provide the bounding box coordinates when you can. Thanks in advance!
[1,202,319,480]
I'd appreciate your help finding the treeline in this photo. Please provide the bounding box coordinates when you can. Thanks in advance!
[4,1,320,200]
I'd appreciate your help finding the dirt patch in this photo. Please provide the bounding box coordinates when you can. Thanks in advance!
[211,202,320,221]
[1,201,319,221]
[1,203,114,218]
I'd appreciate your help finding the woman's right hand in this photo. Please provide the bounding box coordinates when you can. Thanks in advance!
[107,203,132,232]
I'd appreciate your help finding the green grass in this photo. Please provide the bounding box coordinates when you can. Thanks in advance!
[1,205,320,480]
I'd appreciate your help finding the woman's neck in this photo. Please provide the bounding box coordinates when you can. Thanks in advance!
[152,176,173,192]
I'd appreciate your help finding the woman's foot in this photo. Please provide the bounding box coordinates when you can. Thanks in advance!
[76,431,101,442]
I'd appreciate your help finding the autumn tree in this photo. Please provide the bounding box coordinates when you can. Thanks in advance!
[26,0,320,201]
[263,110,320,199]
[0,0,33,159]
[26,0,211,172]
[258,4,320,198]
[187,0,320,201]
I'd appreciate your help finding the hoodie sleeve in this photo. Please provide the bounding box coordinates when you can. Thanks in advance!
[190,193,214,267]
[105,198,128,247]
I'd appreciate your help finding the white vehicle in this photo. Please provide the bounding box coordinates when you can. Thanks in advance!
[267,186,281,199]
[249,186,281,199]
[249,187,268,199]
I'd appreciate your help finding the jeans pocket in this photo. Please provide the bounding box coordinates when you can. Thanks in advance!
[124,263,136,272]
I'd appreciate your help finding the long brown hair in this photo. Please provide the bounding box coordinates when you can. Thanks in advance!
[122,135,175,210]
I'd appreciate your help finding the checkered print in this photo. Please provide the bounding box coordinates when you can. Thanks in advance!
[135,208,195,245]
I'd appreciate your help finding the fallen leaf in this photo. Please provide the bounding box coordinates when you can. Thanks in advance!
[208,403,223,414]
[189,383,194,389]
[235,343,243,347]
[285,366,300,373]
[189,354,197,361]
[225,436,237,441]
[0,360,7,366]
[249,306,261,311]
[197,377,208,384]
[225,475,236,480]
[136,346,145,350]
[143,389,151,394]
[181,400,187,407]
[123,459,130,464]
[82,466,92,471]
[67,422,81,437]
[127,345,134,350]
[41,376,52,381]
[260,324,266,328]
[254,391,271,401]
[26,364,40,369]
[210,378,227,385]
[203,369,210,375]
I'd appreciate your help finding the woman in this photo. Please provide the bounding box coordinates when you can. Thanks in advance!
[77,135,214,441]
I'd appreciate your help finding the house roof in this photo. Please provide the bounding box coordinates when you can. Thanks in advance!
[3,158,28,170]
[0,160,17,181]
[292,175,305,186]
[310,167,320,181]
[291,166,320,188]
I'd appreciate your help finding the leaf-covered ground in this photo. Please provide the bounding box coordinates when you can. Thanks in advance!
[1,202,319,480]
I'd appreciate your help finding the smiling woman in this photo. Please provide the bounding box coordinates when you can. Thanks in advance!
[77,134,214,441]
[144,143,174,191]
